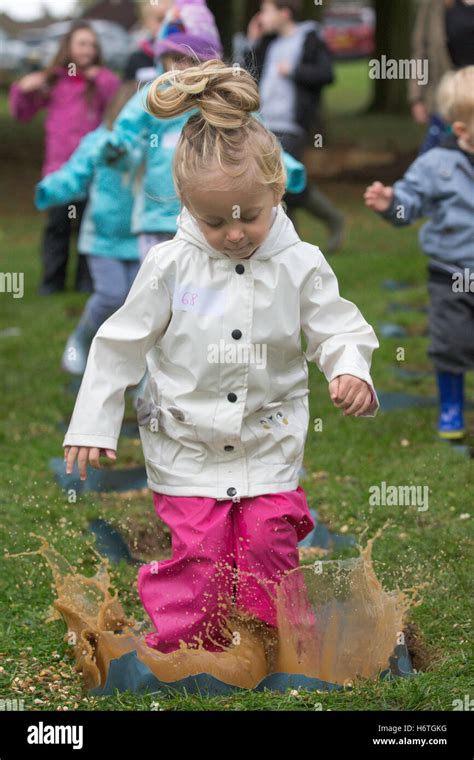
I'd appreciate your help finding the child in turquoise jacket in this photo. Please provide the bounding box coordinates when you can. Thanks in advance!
[35,82,141,376]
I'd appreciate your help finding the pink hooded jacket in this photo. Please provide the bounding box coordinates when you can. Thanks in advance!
[9,67,121,177]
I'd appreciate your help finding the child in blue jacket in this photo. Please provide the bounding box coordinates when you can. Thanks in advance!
[35,82,141,376]
[365,67,474,440]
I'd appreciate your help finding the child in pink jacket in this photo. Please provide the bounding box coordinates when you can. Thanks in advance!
[9,21,120,295]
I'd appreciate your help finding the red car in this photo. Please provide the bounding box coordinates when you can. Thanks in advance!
[322,5,375,60]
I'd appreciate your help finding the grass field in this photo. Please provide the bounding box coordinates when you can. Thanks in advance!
[0,63,472,712]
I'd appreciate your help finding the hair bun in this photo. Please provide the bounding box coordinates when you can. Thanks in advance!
[147,59,260,129]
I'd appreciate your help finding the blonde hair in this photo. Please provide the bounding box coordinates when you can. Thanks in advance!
[436,66,474,126]
[146,59,287,201]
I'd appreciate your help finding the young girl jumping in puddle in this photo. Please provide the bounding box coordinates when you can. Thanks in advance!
[63,60,380,656]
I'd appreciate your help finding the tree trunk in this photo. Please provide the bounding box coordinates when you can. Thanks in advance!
[369,0,416,113]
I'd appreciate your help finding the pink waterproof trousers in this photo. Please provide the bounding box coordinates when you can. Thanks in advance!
[137,486,315,652]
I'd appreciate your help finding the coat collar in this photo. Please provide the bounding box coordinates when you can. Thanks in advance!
[175,203,301,260]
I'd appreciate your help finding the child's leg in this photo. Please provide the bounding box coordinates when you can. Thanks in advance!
[273,130,344,253]
[85,256,132,326]
[137,492,236,653]
[427,265,474,438]
[61,257,133,375]
[125,259,141,289]
[72,201,93,292]
[74,253,93,293]
[232,486,315,629]
[40,205,71,292]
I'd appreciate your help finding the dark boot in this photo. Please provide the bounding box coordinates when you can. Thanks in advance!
[61,311,98,376]
[304,184,345,254]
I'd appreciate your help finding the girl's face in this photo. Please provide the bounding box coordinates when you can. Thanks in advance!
[260,2,288,34]
[69,28,99,69]
[185,177,283,259]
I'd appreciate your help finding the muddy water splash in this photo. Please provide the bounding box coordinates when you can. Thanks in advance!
[7,529,418,691]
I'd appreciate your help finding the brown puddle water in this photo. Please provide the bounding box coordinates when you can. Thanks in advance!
[7,529,421,692]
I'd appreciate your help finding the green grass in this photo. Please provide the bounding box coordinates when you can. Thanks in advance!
[0,64,472,712]
[1,190,472,711]
[324,60,426,153]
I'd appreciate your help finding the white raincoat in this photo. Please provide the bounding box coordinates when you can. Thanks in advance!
[63,204,380,501]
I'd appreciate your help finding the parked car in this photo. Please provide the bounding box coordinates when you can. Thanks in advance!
[18,28,47,71]
[0,29,28,72]
[32,19,130,71]
[322,5,375,60]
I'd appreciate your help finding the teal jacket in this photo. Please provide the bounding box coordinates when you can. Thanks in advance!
[35,125,141,260]
[103,84,307,235]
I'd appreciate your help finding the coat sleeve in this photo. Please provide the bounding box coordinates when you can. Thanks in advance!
[8,81,49,122]
[300,252,380,416]
[101,86,155,162]
[62,251,172,451]
[290,32,334,91]
[282,150,306,194]
[35,130,105,209]
[376,154,434,227]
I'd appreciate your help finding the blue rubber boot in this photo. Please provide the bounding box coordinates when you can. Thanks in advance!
[61,312,98,376]
[436,371,465,440]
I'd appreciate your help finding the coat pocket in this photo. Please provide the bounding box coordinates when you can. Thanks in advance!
[242,394,309,465]
[139,403,205,475]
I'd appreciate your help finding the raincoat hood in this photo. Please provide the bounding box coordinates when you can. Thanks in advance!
[175,203,301,260]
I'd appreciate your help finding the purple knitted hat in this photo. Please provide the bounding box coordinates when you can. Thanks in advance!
[155,0,223,62]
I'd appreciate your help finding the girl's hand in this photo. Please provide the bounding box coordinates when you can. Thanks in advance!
[83,65,101,81]
[18,71,48,93]
[329,375,375,417]
[247,12,264,42]
[278,62,291,77]
[64,445,117,481]
[364,181,394,212]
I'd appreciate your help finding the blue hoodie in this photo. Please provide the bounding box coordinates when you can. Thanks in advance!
[102,83,307,235]
[377,134,474,269]
[35,125,141,261]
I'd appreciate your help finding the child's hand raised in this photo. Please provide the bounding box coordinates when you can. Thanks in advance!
[364,181,394,212]
[83,66,101,81]
[18,71,48,93]
[64,446,117,481]
[329,375,375,417]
